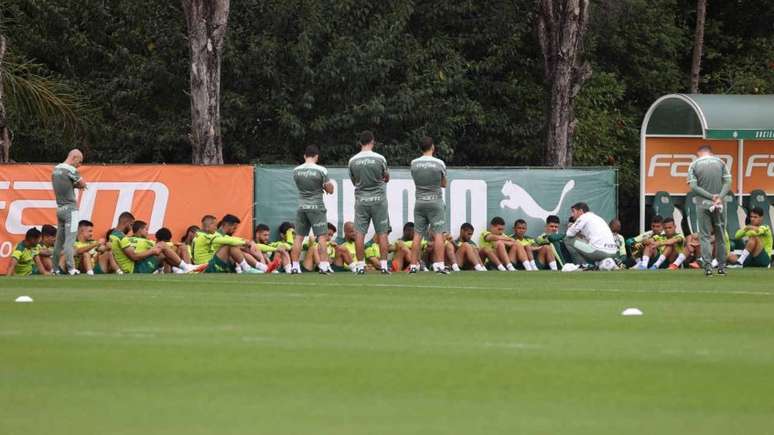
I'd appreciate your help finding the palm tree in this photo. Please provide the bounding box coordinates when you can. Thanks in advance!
[0,33,89,163]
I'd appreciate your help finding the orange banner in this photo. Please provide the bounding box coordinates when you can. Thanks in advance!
[0,165,254,274]
[644,138,774,195]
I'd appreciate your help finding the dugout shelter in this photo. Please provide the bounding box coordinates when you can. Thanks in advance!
[640,94,774,233]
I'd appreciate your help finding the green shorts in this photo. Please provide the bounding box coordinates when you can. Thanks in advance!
[354,200,390,235]
[204,255,235,273]
[31,266,40,275]
[744,250,771,267]
[296,208,328,237]
[134,256,160,274]
[93,264,105,275]
[331,264,350,273]
[414,201,446,238]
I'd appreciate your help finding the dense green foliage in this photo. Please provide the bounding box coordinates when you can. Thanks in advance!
[2,271,774,435]
[2,0,773,232]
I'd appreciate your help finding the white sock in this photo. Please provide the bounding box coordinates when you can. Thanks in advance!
[284,264,292,273]
[549,261,558,271]
[654,255,666,267]
[522,261,532,271]
[379,260,388,270]
[86,270,94,276]
[497,264,507,272]
[711,258,719,268]
[254,262,267,271]
[349,263,358,272]
[738,249,750,265]
[451,263,460,272]
[506,263,516,271]
[239,259,250,270]
[432,262,444,271]
[641,256,650,267]
[291,261,300,271]
[530,260,538,270]
[673,253,686,267]
[235,265,243,274]
[475,264,487,272]
[319,261,330,271]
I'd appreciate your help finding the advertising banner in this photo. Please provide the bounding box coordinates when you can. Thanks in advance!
[254,166,617,243]
[0,165,254,274]
[643,138,774,195]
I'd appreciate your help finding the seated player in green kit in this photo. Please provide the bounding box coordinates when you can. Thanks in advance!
[332,222,358,272]
[33,224,58,274]
[512,219,557,271]
[73,220,110,275]
[122,221,200,274]
[454,223,487,271]
[479,217,522,272]
[735,207,772,268]
[196,215,263,274]
[6,228,42,276]
[109,211,137,275]
[644,217,684,270]
[254,224,289,273]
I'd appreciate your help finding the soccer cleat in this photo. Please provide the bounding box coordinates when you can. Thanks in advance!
[408,265,418,274]
[356,268,366,275]
[435,267,450,275]
[290,268,300,275]
[380,268,391,275]
[717,267,727,276]
[704,268,713,277]
[266,257,282,273]
[726,264,743,269]
[319,268,332,275]
[86,270,95,276]
[67,269,80,276]
[648,265,659,270]
[244,267,264,274]
[688,261,701,269]
[667,263,680,270]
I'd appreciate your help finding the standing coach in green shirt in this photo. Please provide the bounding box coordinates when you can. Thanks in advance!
[52,149,87,275]
[687,144,732,277]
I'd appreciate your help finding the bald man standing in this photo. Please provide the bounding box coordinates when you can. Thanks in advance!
[52,149,87,275]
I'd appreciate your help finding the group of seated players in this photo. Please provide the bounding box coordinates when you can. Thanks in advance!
[7,206,772,276]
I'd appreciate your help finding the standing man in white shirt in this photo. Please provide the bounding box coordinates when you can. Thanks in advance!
[564,202,618,267]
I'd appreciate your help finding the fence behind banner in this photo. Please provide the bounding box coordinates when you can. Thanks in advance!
[0,165,254,274]
[254,166,618,242]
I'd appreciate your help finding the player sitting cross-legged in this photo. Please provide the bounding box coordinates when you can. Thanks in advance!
[254,224,289,273]
[630,215,664,270]
[196,215,263,274]
[332,221,359,272]
[124,221,202,274]
[734,207,772,268]
[454,223,486,272]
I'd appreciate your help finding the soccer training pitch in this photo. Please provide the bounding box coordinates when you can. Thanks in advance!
[2,271,773,435]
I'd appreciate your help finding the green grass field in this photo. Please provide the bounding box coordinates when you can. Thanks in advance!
[2,270,774,435]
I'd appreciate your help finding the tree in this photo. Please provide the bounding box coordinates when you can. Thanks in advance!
[182,0,229,164]
[689,0,707,93]
[0,33,9,162]
[537,0,592,167]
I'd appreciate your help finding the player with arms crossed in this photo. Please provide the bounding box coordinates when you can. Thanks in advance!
[687,144,732,276]
[348,131,391,274]
[409,137,448,274]
[290,145,335,274]
[51,149,87,275]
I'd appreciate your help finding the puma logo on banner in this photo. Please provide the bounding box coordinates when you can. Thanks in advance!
[499,180,575,220]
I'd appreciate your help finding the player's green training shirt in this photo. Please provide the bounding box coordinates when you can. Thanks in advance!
[192,231,217,265]
[210,230,246,253]
[51,163,82,207]
[293,163,330,210]
[735,225,773,256]
[410,155,446,203]
[110,230,134,273]
[11,241,37,275]
[687,156,732,209]
[348,150,388,203]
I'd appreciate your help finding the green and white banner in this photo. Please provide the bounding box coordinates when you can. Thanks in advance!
[254,166,617,241]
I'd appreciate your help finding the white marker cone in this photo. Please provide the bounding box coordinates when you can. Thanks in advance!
[15,296,34,303]
[622,308,643,316]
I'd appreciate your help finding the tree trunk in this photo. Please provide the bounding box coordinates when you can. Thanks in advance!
[182,0,229,164]
[689,0,707,93]
[537,0,591,168]
[0,33,11,163]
